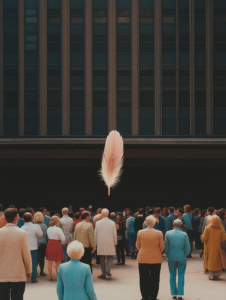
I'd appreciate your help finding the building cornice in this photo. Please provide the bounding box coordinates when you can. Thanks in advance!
[1,137,226,146]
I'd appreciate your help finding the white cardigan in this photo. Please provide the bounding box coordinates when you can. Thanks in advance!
[47,226,65,244]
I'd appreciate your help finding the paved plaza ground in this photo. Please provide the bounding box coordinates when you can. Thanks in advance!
[24,250,226,300]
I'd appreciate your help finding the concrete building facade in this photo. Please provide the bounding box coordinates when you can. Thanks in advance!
[0,0,226,209]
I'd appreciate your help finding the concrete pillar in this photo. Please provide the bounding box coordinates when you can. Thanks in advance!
[61,0,70,135]
[189,0,195,135]
[131,0,139,135]
[108,0,117,132]
[39,0,47,135]
[85,0,93,135]
[206,0,213,135]
[18,0,25,135]
[154,0,162,135]
[176,0,179,135]
[0,0,3,135]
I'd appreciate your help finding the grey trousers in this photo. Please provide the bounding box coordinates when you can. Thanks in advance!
[100,255,113,276]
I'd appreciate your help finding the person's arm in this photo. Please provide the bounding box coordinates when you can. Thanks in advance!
[202,226,208,243]
[162,217,166,236]
[22,232,32,278]
[56,266,64,300]
[136,232,141,251]
[35,224,44,238]
[42,224,48,240]
[74,225,77,240]
[88,225,96,250]
[202,217,207,233]
[94,225,97,247]
[134,218,138,232]
[126,218,130,231]
[159,232,165,252]
[164,233,169,255]
[58,220,63,229]
[113,223,117,246]
[70,219,74,232]
[184,233,191,256]
[59,228,66,243]
[85,266,98,300]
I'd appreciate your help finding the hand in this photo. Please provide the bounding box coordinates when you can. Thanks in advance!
[115,245,117,250]
[91,248,95,254]
[27,273,31,280]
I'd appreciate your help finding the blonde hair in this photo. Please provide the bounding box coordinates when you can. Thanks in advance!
[34,212,44,224]
[210,215,222,229]
[67,241,84,260]
[49,216,59,227]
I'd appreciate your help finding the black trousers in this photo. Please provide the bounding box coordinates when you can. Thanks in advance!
[116,240,125,264]
[139,263,161,300]
[0,282,26,300]
[80,247,93,272]
[37,243,47,272]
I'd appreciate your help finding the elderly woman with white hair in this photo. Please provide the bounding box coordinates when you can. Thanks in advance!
[57,241,97,300]
[164,219,191,300]
[136,215,165,300]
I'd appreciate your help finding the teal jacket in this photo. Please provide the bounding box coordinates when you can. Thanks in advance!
[166,213,176,231]
[164,228,191,262]
[57,260,97,300]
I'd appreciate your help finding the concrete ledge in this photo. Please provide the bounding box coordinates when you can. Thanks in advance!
[1,137,226,146]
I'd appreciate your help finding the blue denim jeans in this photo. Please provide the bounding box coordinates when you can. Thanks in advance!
[61,244,71,264]
[31,250,38,282]
[168,260,187,296]
[127,232,137,251]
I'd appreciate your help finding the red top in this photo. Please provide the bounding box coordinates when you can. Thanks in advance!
[73,218,82,231]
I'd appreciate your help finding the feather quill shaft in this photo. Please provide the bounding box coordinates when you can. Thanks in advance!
[100,130,124,196]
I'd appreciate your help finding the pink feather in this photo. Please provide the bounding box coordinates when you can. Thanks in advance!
[100,130,124,196]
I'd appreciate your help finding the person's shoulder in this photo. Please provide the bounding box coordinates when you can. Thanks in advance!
[45,215,51,220]
[154,229,163,236]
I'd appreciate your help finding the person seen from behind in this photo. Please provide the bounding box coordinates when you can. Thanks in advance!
[136,215,165,300]
[46,216,65,280]
[0,208,32,300]
[57,241,97,300]
[34,212,48,276]
[21,212,43,283]
[164,219,191,300]
[74,211,95,272]
[202,215,226,280]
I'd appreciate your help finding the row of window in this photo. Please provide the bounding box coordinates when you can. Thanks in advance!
[2,0,226,136]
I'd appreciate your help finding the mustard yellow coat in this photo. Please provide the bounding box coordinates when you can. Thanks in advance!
[202,225,226,271]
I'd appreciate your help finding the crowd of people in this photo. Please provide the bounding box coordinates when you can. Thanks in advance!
[0,203,225,300]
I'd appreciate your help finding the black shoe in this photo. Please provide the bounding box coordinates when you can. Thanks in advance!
[32,280,38,283]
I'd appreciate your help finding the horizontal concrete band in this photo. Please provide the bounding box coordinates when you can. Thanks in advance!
[1,148,226,159]
[1,138,226,146]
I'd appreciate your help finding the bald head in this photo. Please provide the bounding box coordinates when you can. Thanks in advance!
[62,208,69,216]
[101,208,109,217]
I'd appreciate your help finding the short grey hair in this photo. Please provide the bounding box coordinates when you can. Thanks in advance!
[173,219,182,228]
[101,208,109,216]
[146,216,156,226]
[67,241,84,260]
